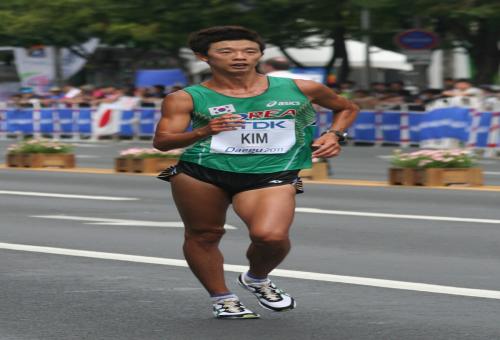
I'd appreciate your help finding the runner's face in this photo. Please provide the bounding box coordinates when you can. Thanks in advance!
[203,40,262,73]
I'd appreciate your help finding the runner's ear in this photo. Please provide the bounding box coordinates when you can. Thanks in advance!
[194,53,208,62]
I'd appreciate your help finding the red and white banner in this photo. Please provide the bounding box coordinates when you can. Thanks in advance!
[92,96,140,136]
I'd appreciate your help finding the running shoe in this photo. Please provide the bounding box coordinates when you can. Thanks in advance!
[212,297,260,319]
[238,273,296,312]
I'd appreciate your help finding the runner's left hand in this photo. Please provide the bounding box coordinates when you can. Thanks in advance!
[311,134,341,158]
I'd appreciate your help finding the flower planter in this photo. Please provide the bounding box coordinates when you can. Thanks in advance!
[388,167,483,186]
[6,153,75,168]
[115,157,178,173]
[299,162,329,180]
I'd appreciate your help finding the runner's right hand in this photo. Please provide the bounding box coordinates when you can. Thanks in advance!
[201,114,246,136]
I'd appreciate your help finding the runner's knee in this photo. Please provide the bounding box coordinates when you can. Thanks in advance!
[185,227,226,245]
[249,229,289,245]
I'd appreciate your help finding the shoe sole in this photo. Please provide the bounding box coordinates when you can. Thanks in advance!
[237,274,296,312]
[214,313,260,320]
[256,298,296,312]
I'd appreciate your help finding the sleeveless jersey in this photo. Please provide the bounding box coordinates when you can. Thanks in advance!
[181,77,316,174]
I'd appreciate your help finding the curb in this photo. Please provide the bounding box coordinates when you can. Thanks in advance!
[2,164,500,192]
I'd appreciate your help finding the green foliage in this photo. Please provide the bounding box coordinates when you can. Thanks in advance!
[0,0,99,47]
[391,149,475,169]
[119,147,182,159]
[7,139,73,154]
[1,0,498,83]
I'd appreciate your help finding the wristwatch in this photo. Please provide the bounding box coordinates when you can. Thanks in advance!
[321,129,348,142]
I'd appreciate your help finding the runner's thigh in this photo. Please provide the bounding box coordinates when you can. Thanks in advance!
[170,173,231,231]
[232,185,296,235]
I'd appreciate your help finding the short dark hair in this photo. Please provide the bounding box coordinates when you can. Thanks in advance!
[188,26,265,56]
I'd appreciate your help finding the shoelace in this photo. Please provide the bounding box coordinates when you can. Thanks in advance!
[219,300,244,313]
[255,283,282,302]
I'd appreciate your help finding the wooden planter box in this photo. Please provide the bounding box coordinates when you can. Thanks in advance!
[388,167,483,186]
[115,157,178,173]
[299,162,329,180]
[6,153,75,168]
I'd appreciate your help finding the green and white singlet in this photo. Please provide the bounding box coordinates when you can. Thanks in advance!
[181,77,317,174]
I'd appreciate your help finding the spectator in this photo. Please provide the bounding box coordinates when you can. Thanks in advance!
[38,86,62,106]
[370,82,387,99]
[338,81,356,99]
[352,89,379,109]
[17,87,40,107]
[442,79,484,98]
[415,88,444,105]
[150,85,166,98]
[443,77,455,90]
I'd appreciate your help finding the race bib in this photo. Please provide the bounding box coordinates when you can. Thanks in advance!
[210,119,296,154]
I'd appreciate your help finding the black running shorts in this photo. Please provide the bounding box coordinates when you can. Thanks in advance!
[157,161,304,196]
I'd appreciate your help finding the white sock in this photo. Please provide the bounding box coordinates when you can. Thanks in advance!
[244,271,269,284]
[210,293,238,304]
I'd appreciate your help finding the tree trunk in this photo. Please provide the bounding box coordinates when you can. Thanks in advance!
[469,21,499,84]
[278,47,306,68]
[331,25,350,84]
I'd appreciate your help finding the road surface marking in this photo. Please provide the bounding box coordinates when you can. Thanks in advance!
[296,207,500,224]
[484,171,500,176]
[30,215,237,230]
[76,155,100,159]
[0,190,138,201]
[1,242,499,300]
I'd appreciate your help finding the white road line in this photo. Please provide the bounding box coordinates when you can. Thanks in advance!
[296,207,500,224]
[30,215,237,230]
[1,242,499,300]
[0,190,138,201]
[484,171,500,176]
[76,155,100,159]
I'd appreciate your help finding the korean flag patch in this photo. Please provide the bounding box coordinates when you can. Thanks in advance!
[208,104,236,115]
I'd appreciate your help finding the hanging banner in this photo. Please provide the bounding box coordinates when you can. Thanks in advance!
[13,38,99,94]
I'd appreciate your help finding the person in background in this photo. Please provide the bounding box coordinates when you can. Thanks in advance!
[338,81,356,99]
[150,85,166,98]
[352,89,379,109]
[443,77,455,91]
[370,82,387,99]
[442,79,484,99]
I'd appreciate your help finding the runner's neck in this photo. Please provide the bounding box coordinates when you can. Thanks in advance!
[204,73,268,98]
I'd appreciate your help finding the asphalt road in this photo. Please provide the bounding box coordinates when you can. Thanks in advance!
[1,165,500,339]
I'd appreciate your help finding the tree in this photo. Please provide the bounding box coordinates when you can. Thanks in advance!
[0,0,102,84]
[365,0,500,84]
[423,0,500,84]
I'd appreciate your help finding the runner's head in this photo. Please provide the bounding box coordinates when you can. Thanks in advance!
[188,26,265,57]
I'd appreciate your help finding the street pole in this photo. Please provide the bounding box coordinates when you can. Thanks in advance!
[361,8,371,89]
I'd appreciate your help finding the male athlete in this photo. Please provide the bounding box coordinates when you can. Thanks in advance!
[153,26,358,319]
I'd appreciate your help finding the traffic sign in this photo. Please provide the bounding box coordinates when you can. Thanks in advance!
[395,29,439,50]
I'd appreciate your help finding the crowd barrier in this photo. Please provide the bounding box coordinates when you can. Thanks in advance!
[0,104,161,140]
[1,104,499,156]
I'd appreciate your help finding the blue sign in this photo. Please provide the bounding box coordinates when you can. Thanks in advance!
[395,30,439,50]
[135,69,187,87]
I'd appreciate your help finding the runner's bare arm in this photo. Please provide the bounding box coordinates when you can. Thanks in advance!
[153,91,245,151]
[295,80,359,158]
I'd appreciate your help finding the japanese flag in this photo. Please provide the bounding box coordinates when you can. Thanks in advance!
[92,104,121,136]
[92,96,140,136]
[208,104,236,115]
